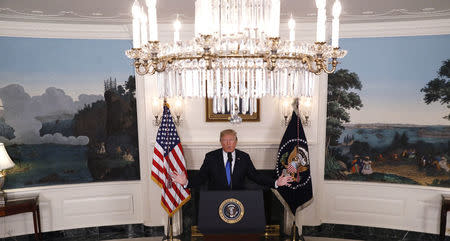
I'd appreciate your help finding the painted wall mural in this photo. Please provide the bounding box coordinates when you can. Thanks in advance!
[325,34,450,187]
[0,37,139,189]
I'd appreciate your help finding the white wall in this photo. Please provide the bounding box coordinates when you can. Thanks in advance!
[1,182,144,236]
[0,17,450,238]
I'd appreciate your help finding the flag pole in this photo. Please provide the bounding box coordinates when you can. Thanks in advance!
[291,221,296,241]
[170,216,173,240]
[164,215,181,241]
[165,96,170,240]
[289,220,305,241]
[169,215,173,241]
[163,215,171,241]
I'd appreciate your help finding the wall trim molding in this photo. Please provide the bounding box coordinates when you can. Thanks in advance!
[4,180,143,194]
[324,179,450,193]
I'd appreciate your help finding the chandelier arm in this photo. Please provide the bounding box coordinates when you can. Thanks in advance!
[149,67,157,75]
[135,54,339,75]
[201,53,216,70]
[153,58,172,73]
[264,56,276,71]
[321,58,338,74]
[162,54,316,61]
[171,56,203,61]
[134,60,151,75]
[302,56,321,75]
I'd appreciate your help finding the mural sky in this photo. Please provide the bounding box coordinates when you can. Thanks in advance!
[338,34,450,125]
[0,37,134,99]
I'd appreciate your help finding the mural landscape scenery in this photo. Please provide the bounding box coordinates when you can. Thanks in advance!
[331,124,450,186]
[0,37,139,189]
[325,35,450,187]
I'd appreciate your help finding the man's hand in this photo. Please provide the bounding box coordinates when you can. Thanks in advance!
[276,174,294,187]
[171,171,188,186]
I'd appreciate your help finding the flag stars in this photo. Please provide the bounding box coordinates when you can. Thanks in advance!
[154,107,182,151]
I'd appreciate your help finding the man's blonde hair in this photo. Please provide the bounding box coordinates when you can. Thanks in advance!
[220,129,238,141]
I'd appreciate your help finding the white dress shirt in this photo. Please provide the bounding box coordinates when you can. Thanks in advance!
[223,150,235,173]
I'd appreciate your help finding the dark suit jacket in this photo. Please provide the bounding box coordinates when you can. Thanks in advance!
[188,148,275,190]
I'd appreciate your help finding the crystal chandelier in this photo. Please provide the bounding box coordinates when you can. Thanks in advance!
[126,0,347,122]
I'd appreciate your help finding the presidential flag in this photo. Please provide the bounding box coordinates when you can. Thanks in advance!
[273,110,313,215]
[151,104,190,216]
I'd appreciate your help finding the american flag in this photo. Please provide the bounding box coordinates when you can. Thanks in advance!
[151,104,190,216]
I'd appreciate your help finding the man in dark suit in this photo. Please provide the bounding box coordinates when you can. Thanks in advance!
[172,129,292,190]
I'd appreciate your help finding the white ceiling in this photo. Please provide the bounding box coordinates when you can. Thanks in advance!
[0,0,450,25]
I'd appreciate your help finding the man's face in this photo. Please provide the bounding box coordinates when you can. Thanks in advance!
[220,134,237,153]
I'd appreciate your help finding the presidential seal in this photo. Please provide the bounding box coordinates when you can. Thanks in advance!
[276,138,311,189]
[218,198,245,224]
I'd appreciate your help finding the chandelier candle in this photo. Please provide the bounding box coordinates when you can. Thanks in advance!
[332,0,342,48]
[131,0,141,48]
[146,0,158,41]
[140,11,148,45]
[288,16,295,42]
[268,0,281,38]
[315,0,326,42]
[196,0,213,35]
[173,16,181,43]
[126,0,347,120]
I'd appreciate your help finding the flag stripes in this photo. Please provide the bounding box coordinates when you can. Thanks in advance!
[151,105,190,216]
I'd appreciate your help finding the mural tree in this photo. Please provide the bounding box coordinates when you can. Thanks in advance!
[326,69,363,148]
[421,59,450,120]
[125,75,136,97]
[325,69,363,179]
[74,75,139,181]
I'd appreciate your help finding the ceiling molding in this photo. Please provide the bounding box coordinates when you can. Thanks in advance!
[0,19,449,40]
[0,21,131,39]
[0,7,130,24]
[340,8,450,23]
[1,4,450,25]
[341,18,450,38]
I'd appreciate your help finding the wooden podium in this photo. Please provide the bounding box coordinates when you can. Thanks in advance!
[198,190,265,241]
